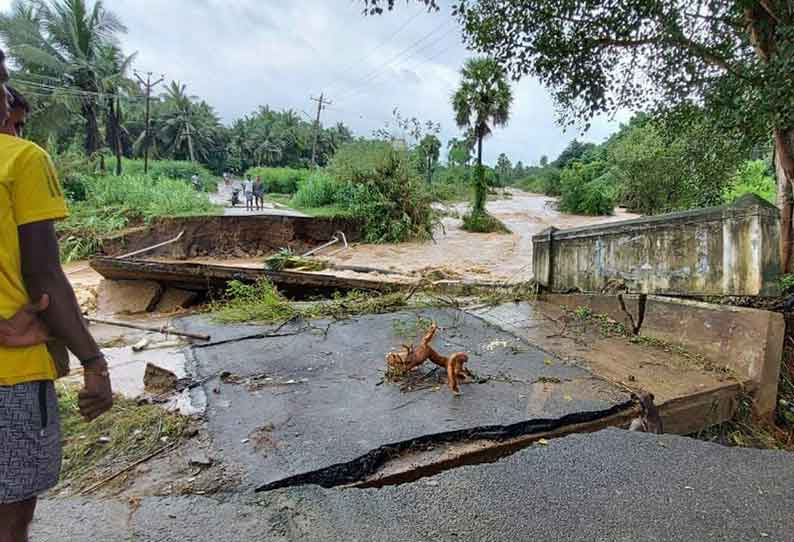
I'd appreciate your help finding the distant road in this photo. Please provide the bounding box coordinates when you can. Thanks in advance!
[210,182,308,218]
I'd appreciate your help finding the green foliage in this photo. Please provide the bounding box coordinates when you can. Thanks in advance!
[428,165,472,202]
[416,134,442,184]
[80,174,217,220]
[292,172,344,208]
[724,160,776,204]
[57,173,218,261]
[213,279,297,323]
[557,161,616,216]
[264,248,328,272]
[246,166,311,194]
[552,139,597,169]
[122,159,217,191]
[461,211,511,233]
[326,141,436,243]
[213,278,419,324]
[779,274,794,296]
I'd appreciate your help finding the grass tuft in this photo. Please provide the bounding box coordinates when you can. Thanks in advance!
[461,211,511,234]
[57,383,188,491]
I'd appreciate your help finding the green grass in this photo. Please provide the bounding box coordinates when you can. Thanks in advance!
[212,278,424,324]
[57,383,188,491]
[58,174,221,262]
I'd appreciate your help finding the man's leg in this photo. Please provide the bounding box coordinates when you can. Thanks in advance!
[0,498,37,542]
[0,382,61,542]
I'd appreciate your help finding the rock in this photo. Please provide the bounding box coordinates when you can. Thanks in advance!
[143,363,178,394]
[155,288,201,313]
[95,279,163,315]
[132,338,150,352]
[188,451,213,468]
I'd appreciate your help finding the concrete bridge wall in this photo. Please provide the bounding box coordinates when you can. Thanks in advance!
[532,194,781,296]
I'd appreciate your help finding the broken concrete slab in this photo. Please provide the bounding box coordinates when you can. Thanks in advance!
[144,363,179,394]
[32,430,794,542]
[641,296,784,417]
[538,293,784,419]
[90,257,406,298]
[96,279,163,315]
[180,309,630,491]
[155,287,201,312]
[472,301,742,434]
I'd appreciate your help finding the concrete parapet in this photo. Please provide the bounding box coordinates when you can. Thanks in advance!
[533,194,781,296]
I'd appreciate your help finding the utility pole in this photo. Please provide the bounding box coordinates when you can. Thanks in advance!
[134,70,165,174]
[310,93,331,168]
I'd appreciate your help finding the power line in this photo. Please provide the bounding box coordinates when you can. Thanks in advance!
[332,19,452,103]
[325,4,425,96]
[334,24,458,104]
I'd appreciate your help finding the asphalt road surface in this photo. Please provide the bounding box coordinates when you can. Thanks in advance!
[34,429,794,541]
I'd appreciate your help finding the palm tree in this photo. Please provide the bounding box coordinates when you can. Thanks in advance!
[451,57,513,213]
[0,0,128,155]
[155,81,220,162]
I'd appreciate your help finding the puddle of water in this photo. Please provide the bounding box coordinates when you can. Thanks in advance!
[63,340,189,399]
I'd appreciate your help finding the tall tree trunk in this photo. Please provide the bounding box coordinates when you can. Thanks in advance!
[474,134,485,213]
[186,122,196,162]
[775,128,794,273]
[82,97,100,156]
[114,95,123,176]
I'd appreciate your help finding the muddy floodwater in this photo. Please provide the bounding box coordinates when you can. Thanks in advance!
[326,189,637,282]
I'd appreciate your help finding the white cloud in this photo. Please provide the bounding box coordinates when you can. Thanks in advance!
[0,0,629,165]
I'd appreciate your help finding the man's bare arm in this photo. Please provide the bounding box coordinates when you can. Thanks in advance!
[18,220,113,420]
[18,221,101,361]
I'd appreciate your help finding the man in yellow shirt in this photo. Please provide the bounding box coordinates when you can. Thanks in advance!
[0,51,113,541]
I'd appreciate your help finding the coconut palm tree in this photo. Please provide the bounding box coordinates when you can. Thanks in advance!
[0,0,128,155]
[155,81,221,163]
[451,57,513,213]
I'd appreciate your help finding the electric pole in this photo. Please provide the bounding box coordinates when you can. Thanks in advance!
[310,93,331,168]
[134,70,165,174]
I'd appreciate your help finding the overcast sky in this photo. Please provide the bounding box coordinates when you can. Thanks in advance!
[0,0,629,166]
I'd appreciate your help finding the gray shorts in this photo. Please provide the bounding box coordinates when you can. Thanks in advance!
[0,381,62,503]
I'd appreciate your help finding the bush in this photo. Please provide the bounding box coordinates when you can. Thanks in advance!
[292,172,343,208]
[428,166,472,202]
[461,211,511,233]
[122,159,217,192]
[557,161,616,215]
[326,141,436,243]
[246,167,311,194]
[724,160,776,204]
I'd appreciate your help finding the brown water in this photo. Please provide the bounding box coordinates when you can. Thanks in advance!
[325,190,638,282]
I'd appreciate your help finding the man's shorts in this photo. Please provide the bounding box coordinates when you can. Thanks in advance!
[0,381,62,503]
[245,192,254,202]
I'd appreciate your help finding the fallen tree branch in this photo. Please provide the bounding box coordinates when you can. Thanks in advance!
[80,442,178,495]
[87,318,211,341]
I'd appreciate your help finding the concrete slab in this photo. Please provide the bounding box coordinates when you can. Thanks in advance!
[472,301,741,433]
[95,279,163,315]
[33,430,794,542]
[181,309,630,490]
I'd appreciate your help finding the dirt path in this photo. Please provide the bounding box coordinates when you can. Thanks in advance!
[325,189,637,282]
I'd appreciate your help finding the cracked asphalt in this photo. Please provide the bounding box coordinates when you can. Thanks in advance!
[182,308,628,490]
[34,429,794,541]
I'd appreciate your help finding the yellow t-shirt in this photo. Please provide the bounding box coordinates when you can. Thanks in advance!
[0,134,69,385]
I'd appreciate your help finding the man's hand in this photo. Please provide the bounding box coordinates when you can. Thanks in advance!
[79,359,113,421]
[0,294,50,347]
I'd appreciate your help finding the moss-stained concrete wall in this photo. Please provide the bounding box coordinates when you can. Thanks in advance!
[533,194,780,296]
